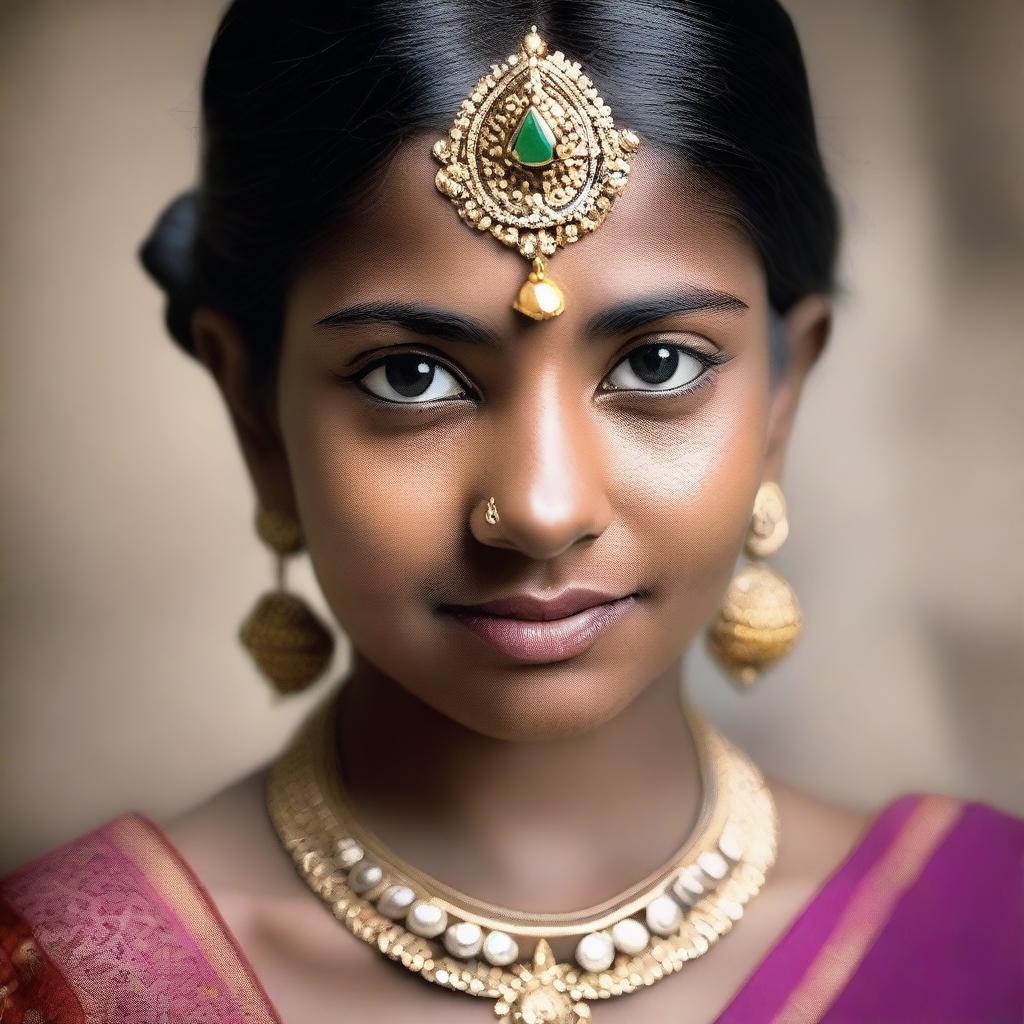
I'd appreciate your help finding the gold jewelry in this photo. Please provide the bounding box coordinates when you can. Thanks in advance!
[432,25,640,321]
[238,506,335,695]
[485,495,501,525]
[266,691,778,1022]
[706,481,801,689]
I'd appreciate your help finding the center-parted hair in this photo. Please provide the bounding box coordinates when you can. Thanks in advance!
[140,0,839,393]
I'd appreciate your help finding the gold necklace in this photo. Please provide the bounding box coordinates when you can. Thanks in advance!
[266,691,778,1022]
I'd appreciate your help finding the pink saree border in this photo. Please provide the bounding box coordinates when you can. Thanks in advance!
[0,812,282,1024]
[715,792,966,1022]
[768,793,963,1023]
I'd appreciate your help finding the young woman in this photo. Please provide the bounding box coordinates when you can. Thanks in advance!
[2,2,1020,1021]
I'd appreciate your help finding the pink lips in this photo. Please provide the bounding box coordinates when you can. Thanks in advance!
[440,588,639,664]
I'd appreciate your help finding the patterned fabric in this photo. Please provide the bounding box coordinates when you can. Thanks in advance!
[0,895,85,1023]
[1,794,1021,1021]
[0,814,279,1024]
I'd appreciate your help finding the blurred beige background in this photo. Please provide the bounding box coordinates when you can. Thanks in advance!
[1,1,1021,872]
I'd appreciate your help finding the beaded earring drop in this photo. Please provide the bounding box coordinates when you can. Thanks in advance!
[706,481,801,688]
[238,506,335,694]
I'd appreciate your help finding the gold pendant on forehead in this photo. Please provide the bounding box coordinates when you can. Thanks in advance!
[432,26,640,321]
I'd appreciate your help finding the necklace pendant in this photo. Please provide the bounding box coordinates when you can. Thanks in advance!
[493,988,591,1023]
[493,939,593,1022]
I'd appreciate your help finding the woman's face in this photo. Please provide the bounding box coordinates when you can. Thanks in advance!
[257,139,805,741]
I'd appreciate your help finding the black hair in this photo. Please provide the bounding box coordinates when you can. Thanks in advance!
[139,0,839,395]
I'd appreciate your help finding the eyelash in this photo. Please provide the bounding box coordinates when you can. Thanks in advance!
[334,342,729,410]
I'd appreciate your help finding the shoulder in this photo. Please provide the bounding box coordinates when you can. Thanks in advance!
[895,791,1024,922]
[1,812,171,924]
[867,790,1024,874]
[832,792,1022,1014]
[720,789,1023,1022]
[841,793,1024,1016]
[0,810,281,1024]
[769,782,1024,885]
[796,789,1024,926]
[162,765,301,896]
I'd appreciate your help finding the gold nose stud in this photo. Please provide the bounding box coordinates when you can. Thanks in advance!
[485,496,500,525]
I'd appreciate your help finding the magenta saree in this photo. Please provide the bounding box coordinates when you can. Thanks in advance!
[2,793,1021,1022]
[716,794,1024,1023]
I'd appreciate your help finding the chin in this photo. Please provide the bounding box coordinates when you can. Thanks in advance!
[431,667,642,742]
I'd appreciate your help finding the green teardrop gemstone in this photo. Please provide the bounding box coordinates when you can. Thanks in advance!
[512,107,556,167]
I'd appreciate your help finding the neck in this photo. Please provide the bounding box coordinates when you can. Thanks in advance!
[332,652,703,913]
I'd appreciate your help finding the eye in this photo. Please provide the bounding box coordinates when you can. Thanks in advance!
[354,353,470,405]
[601,343,712,394]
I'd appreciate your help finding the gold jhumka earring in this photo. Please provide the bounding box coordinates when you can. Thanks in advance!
[238,506,335,694]
[706,480,801,688]
[432,25,640,320]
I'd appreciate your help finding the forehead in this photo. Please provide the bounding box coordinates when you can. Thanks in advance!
[292,133,767,325]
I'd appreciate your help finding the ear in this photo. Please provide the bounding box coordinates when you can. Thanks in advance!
[762,293,832,483]
[190,306,298,518]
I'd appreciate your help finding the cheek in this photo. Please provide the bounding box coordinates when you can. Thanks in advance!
[279,373,472,635]
[611,359,769,635]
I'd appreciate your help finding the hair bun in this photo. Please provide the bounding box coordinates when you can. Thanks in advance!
[138,188,200,353]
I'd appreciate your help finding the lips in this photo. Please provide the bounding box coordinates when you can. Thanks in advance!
[442,587,632,621]
[438,587,640,664]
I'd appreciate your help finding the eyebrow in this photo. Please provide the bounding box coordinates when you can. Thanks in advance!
[315,301,503,348]
[585,287,748,335]
[313,286,748,348]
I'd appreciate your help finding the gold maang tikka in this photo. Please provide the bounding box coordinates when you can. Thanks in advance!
[432,25,640,320]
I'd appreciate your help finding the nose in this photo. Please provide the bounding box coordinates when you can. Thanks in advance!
[471,374,613,561]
